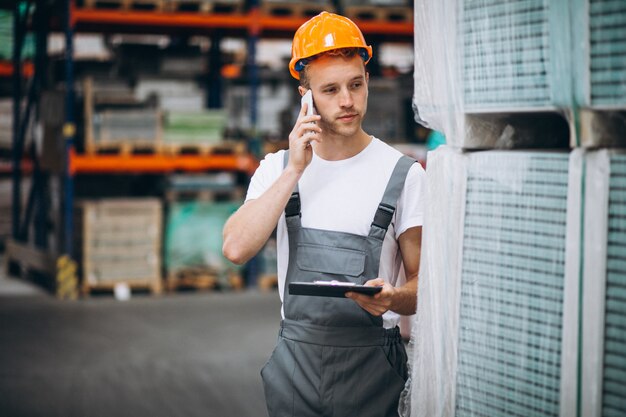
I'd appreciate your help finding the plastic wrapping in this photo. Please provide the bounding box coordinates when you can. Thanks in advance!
[408,147,626,415]
[581,150,626,417]
[413,0,626,148]
[408,147,580,417]
[164,201,242,277]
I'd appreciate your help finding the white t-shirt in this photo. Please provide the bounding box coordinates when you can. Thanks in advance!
[245,137,426,328]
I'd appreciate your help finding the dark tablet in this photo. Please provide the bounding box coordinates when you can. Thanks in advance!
[289,281,383,298]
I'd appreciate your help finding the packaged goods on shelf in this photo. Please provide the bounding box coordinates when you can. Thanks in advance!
[225,83,291,137]
[75,198,163,295]
[160,56,205,76]
[342,0,412,23]
[164,200,242,290]
[164,172,243,201]
[163,110,226,148]
[135,78,205,112]
[364,77,413,142]
[0,99,13,150]
[0,10,35,60]
[260,0,334,18]
[48,34,111,61]
[0,177,31,249]
[90,109,162,151]
[342,0,410,6]
[162,0,244,14]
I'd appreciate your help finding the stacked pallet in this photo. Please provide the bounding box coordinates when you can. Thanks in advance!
[342,0,412,23]
[260,0,334,18]
[163,173,244,291]
[0,10,35,60]
[83,77,162,155]
[0,99,13,151]
[162,110,244,155]
[75,198,163,296]
[406,1,626,416]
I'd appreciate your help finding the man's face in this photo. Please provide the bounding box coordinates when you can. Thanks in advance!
[304,54,369,139]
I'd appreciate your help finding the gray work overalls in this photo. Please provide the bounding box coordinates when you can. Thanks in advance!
[261,153,415,417]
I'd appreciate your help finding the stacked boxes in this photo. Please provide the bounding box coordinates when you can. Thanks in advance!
[408,1,626,415]
[162,110,228,151]
[163,173,244,290]
[75,198,163,295]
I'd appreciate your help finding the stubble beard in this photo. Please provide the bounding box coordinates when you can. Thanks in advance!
[319,113,363,139]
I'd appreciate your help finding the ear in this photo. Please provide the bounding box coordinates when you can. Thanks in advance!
[298,86,307,97]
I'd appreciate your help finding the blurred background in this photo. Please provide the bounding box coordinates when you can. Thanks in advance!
[0,0,422,416]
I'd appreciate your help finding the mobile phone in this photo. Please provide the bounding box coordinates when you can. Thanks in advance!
[301,90,317,116]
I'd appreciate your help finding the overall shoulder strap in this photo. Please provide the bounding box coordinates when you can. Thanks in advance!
[369,155,416,239]
[282,151,302,225]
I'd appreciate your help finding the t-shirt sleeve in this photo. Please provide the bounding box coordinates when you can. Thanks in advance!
[394,162,426,238]
[245,150,285,202]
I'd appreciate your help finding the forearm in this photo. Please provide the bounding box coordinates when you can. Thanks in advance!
[223,166,301,264]
[389,276,418,316]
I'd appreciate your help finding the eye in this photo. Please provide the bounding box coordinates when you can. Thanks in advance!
[323,87,337,94]
[351,82,363,89]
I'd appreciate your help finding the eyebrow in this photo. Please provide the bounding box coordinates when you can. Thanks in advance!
[320,75,365,90]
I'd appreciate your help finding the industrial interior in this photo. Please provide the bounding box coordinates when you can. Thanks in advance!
[1,0,625,416]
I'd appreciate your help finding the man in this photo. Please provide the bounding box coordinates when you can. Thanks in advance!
[223,11,425,417]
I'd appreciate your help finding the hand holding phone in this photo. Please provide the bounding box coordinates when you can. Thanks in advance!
[301,90,317,116]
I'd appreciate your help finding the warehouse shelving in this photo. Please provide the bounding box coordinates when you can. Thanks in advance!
[70,7,413,40]
[5,0,415,296]
[69,149,258,175]
[0,60,33,77]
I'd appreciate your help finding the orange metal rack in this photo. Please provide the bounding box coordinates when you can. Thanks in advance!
[69,149,259,176]
[71,8,413,40]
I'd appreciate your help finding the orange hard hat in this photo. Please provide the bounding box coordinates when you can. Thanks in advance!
[289,11,373,80]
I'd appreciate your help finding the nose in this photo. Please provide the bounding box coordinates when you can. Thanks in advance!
[338,88,354,109]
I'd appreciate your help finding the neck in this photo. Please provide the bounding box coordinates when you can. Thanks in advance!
[314,129,372,161]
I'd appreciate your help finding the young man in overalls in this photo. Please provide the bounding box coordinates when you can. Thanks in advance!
[223,11,425,417]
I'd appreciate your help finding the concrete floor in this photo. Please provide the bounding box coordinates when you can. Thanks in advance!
[0,267,281,417]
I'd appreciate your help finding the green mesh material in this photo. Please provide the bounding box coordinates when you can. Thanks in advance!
[164,201,241,275]
[589,0,626,107]
[163,111,226,145]
[603,155,626,416]
[0,10,35,60]
[461,0,571,110]
[455,152,569,417]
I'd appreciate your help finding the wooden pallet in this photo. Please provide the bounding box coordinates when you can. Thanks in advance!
[345,5,412,23]
[80,0,165,11]
[160,141,246,157]
[167,268,244,291]
[260,2,334,18]
[163,0,243,14]
[577,108,626,148]
[84,140,162,156]
[164,187,244,202]
[82,279,163,296]
[166,267,219,291]
[258,274,278,291]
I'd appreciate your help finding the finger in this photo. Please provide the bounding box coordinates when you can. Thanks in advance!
[298,102,308,118]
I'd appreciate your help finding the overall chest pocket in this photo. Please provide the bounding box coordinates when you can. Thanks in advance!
[296,243,366,277]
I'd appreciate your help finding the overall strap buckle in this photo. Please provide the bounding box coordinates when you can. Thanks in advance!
[371,203,396,231]
[285,192,301,218]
